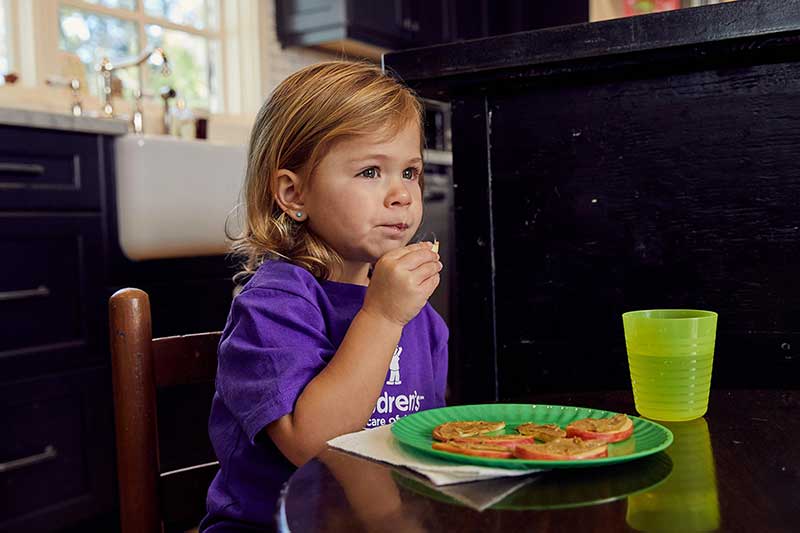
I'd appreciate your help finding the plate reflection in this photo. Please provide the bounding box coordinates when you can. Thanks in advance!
[394,452,673,511]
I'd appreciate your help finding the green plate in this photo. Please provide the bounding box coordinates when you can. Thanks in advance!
[391,403,673,469]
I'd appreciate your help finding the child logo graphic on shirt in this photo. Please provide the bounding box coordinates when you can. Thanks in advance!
[368,344,424,427]
[386,345,402,385]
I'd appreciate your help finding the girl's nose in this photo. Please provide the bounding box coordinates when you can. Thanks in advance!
[385,178,412,207]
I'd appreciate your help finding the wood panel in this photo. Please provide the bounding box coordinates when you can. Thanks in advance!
[487,56,800,396]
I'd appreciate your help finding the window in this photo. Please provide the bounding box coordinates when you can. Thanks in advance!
[58,0,224,112]
[0,0,9,76]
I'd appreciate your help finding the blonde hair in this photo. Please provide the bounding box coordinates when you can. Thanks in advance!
[231,60,425,282]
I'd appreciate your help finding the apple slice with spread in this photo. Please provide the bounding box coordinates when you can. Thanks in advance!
[514,437,608,460]
[432,440,515,459]
[449,434,536,448]
[565,413,634,443]
[515,422,567,442]
[432,420,506,441]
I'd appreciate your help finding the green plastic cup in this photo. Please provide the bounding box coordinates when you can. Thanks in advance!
[622,309,718,421]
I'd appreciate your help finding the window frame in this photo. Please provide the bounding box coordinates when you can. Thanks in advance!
[7,0,264,116]
[58,0,227,112]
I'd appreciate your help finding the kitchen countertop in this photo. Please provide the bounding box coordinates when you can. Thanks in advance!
[0,106,128,135]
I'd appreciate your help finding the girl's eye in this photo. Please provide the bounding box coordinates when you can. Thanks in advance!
[402,167,421,180]
[358,167,379,179]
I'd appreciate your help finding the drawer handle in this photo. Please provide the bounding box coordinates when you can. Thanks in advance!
[0,162,46,176]
[0,285,51,301]
[0,445,58,473]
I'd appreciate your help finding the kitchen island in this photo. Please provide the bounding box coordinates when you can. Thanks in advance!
[384,0,800,404]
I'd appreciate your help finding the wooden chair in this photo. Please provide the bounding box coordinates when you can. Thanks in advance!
[109,288,221,533]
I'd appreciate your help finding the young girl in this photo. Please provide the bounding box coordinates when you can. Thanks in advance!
[200,61,448,532]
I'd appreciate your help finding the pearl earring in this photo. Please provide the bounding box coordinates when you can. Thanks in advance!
[295,211,303,219]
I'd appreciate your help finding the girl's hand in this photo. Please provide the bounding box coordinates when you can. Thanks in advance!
[362,242,442,326]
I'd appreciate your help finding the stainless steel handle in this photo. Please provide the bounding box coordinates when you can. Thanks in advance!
[0,445,58,473]
[0,285,51,302]
[0,162,46,176]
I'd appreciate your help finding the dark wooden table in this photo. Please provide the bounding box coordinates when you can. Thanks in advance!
[277,390,798,532]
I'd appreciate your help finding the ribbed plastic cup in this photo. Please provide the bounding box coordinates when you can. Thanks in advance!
[622,310,718,421]
[626,418,720,532]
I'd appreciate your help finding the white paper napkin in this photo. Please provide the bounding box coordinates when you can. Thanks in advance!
[326,424,543,486]
[390,468,538,511]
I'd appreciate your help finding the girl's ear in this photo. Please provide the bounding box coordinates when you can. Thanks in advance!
[274,169,307,221]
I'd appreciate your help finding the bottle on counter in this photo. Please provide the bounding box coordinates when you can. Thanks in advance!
[170,98,195,139]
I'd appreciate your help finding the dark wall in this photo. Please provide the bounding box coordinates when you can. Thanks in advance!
[447,0,589,41]
[488,0,589,34]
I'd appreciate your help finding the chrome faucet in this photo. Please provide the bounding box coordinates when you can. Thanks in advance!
[96,47,170,118]
[45,76,84,117]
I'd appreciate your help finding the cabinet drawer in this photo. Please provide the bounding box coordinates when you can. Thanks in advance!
[0,126,104,210]
[0,368,114,530]
[0,215,103,358]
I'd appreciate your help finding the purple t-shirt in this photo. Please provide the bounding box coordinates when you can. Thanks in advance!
[200,260,448,531]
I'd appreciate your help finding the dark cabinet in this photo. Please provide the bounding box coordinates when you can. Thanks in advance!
[275,0,589,55]
[0,127,103,210]
[0,369,114,533]
[276,0,446,54]
[1,120,236,531]
[349,0,445,49]
[446,0,588,42]
[0,126,114,532]
[0,216,103,361]
[347,1,413,48]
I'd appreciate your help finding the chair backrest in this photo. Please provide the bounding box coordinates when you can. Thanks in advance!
[109,288,221,533]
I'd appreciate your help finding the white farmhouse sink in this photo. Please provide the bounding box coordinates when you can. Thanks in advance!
[115,134,246,260]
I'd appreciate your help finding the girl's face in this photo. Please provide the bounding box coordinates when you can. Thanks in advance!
[303,121,424,279]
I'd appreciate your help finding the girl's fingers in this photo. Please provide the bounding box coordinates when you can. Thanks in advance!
[412,260,443,283]
[386,242,431,259]
[397,247,439,271]
[419,273,441,295]
[388,241,435,263]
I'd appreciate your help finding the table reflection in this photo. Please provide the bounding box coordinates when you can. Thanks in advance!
[627,417,720,532]
[392,452,672,512]
[318,450,427,533]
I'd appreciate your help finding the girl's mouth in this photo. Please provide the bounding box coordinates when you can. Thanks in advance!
[380,223,410,233]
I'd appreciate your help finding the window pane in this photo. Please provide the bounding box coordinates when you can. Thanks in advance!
[83,0,137,10]
[207,0,219,31]
[59,7,140,97]
[144,0,219,31]
[145,25,216,111]
[0,0,8,75]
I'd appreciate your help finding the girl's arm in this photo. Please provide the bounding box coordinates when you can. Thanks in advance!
[266,242,441,466]
[268,309,401,465]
